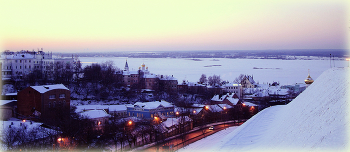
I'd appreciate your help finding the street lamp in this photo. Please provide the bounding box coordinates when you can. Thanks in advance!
[205,106,209,110]
[128,120,132,125]
[347,58,350,67]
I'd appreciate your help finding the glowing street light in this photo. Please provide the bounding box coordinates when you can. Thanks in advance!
[176,112,179,115]
[193,110,196,114]
[128,120,132,125]
[223,107,226,110]
[57,138,62,142]
[205,106,209,110]
[22,120,26,122]
[242,103,246,106]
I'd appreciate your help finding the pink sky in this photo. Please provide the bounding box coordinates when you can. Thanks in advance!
[1,0,349,53]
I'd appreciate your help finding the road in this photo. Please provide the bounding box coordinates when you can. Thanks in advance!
[143,122,243,152]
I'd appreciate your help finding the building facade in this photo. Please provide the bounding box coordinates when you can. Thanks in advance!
[222,83,243,98]
[17,84,70,124]
[126,100,174,119]
[0,50,74,80]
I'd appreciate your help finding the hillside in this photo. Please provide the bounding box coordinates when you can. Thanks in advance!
[180,67,350,152]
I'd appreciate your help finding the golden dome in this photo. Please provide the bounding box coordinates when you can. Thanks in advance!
[141,63,145,67]
[304,70,314,84]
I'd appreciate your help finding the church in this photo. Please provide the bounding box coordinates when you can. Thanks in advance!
[120,60,178,92]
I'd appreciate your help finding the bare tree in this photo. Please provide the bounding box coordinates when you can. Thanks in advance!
[199,74,207,84]
[233,74,245,84]
[208,75,221,86]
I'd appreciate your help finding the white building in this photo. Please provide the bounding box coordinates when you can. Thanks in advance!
[222,83,242,98]
[0,50,74,80]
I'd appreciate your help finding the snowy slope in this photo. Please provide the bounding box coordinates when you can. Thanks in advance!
[180,67,350,152]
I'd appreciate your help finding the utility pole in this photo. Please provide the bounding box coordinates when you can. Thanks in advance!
[330,54,332,68]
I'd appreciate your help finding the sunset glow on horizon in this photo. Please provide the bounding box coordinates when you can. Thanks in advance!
[0,0,349,53]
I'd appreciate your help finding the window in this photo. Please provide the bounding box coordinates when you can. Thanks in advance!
[49,94,56,99]
[48,102,51,108]
[53,101,56,107]
[59,94,65,98]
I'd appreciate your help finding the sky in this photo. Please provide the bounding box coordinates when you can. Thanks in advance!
[0,0,349,53]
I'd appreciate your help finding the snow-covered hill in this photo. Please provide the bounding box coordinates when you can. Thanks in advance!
[180,67,350,152]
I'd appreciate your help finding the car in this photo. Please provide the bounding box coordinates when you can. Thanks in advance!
[209,126,214,130]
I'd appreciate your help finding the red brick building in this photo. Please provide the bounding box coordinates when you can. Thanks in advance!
[17,84,70,124]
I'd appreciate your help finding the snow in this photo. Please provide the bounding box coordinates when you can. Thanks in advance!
[75,105,127,113]
[0,100,15,106]
[30,84,69,93]
[242,101,257,107]
[129,100,173,109]
[179,67,350,152]
[162,116,192,128]
[80,110,110,119]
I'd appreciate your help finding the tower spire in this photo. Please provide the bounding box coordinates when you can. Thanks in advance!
[124,59,129,71]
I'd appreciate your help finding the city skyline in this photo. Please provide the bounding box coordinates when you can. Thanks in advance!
[0,0,349,53]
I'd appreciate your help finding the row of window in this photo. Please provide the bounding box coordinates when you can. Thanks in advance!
[15,60,32,63]
[49,94,66,99]
[226,87,239,89]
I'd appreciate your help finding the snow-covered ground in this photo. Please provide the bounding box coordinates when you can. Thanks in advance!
[179,67,350,152]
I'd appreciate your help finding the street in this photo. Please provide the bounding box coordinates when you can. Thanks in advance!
[143,122,243,152]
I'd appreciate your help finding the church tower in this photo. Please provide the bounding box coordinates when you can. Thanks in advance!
[124,59,129,71]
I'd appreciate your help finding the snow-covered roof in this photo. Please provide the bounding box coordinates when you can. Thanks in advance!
[211,93,240,105]
[159,75,177,80]
[75,104,127,113]
[211,95,221,101]
[187,82,206,86]
[0,100,16,106]
[143,74,157,78]
[30,84,69,93]
[80,110,110,119]
[122,70,139,75]
[243,101,257,107]
[129,100,173,109]
[1,53,35,59]
[109,105,128,112]
[0,119,58,142]
[5,93,17,96]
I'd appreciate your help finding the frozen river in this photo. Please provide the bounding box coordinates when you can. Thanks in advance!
[79,57,348,85]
